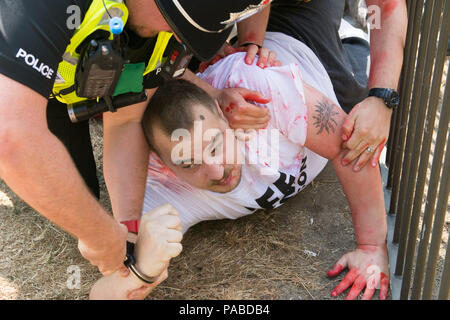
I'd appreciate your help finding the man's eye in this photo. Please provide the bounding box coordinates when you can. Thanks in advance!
[182,163,196,169]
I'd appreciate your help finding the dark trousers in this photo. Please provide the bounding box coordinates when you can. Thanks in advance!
[46,98,100,199]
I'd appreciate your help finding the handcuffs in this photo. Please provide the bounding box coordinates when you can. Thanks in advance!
[121,220,160,285]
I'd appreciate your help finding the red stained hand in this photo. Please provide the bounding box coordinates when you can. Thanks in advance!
[327,244,390,300]
[216,87,271,130]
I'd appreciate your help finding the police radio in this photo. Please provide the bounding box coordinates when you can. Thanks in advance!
[68,16,193,123]
[157,40,193,80]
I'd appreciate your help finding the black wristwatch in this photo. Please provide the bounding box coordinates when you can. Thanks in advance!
[368,88,400,109]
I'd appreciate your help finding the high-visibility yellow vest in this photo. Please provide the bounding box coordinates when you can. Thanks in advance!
[52,0,173,105]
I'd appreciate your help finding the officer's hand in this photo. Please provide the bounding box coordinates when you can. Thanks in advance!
[341,97,393,171]
[239,43,282,69]
[216,87,271,130]
[133,204,183,279]
[78,222,129,276]
[198,43,281,73]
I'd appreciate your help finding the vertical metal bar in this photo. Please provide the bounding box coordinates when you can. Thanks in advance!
[422,133,450,299]
[385,104,397,170]
[386,0,417,177]
[438,240,450,300]
[390,0,424,227]
[411,0,450,299]
[399,0,445,299]
[394,0,434,276]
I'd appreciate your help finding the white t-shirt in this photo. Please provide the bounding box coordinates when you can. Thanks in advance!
[142,32,340,233]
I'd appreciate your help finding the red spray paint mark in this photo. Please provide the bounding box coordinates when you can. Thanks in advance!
[225,103,234,114]
[244,31,257,43]
[234,79,243,87]
[327,264,344,278]
[293,115,302,125]
[382,0,398,19]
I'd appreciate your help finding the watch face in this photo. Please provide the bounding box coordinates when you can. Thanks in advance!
[389,92,400,107]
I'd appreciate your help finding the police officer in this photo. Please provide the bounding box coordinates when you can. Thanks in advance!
[0,0,273,279]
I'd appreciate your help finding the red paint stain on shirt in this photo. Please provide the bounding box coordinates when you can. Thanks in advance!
[234,79,243,87]
[293,115,302,125]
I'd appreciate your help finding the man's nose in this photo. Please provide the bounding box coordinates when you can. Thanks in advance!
[204,163,224,181]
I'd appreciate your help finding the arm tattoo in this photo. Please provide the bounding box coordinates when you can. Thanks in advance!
[312,99,339,135]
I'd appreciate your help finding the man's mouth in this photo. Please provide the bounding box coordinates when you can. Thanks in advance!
[215,170,233,186]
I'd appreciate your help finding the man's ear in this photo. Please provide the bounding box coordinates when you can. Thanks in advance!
[214,100,226,120]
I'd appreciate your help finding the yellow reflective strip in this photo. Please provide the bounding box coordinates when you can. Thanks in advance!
[143,31,173,75]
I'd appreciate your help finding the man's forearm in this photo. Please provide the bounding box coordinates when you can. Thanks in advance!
[103,97,151,222]
[0,129,117,247]
[236,5,270,46]
[367,0,407,89]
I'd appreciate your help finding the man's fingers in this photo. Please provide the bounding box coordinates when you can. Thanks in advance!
[266,50,278,67]
[143,203,178,219]
[380,273,390,300]
[244,45,259,65]
[331,268,358,297]
[327,264,345,278]
[341,114,356,141]
[345,274,366,300]
[99,262,123,277]
[274,60,282,67]
[240,88,271,105]
[166,242,183,258]
[230,122,268,130]
[328,254,349,278]
[165,229,183,243]
[229,114,270,126]
[353,147,373,172]
[119,266,130,278]
[361,287,376,300]
[371,141,386,168]
[256,47,269,68]
[156,214,182,230]
[342,140,368,166]
[342,127,365,151]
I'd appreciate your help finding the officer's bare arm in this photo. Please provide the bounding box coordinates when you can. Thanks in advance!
[0,74,126,274]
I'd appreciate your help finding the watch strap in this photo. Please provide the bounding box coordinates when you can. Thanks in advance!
[368,88,399,109]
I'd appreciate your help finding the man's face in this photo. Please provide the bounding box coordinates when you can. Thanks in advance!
[152,104,243,193]
[126,0,173,38]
